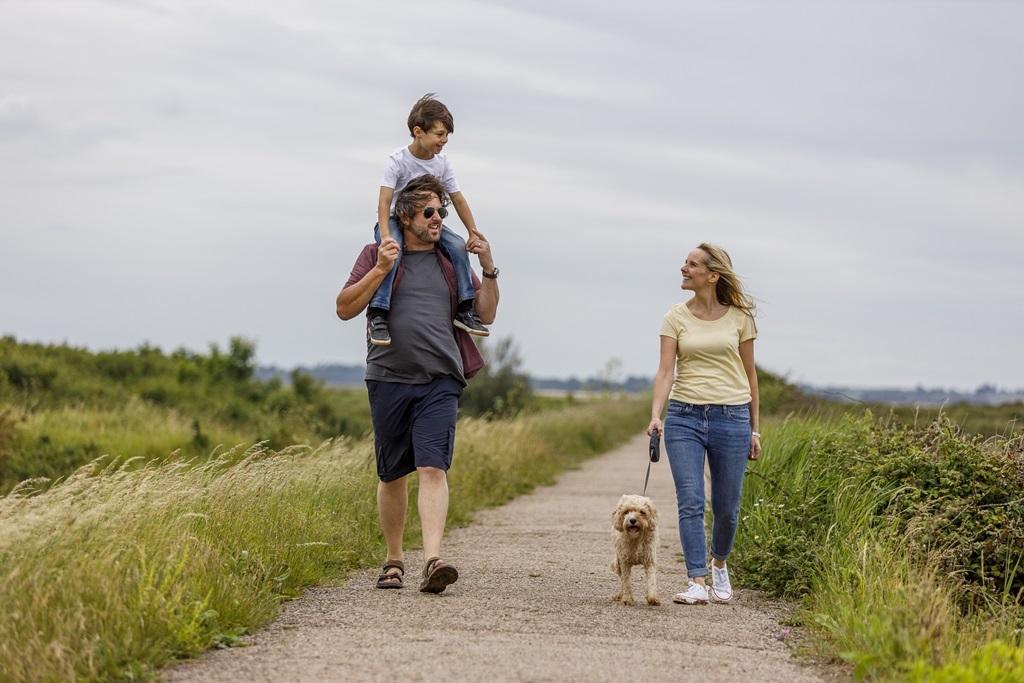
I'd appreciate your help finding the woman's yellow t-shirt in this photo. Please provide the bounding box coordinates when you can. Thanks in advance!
[660,303,757,406]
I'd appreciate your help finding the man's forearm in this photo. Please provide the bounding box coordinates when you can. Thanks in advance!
[474,275,498,324]
[337,268,387,320]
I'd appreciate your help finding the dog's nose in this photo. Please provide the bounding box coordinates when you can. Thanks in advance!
[627,518,638,526]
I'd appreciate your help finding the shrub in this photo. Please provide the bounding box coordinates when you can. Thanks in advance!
[907,640,1024,682]
[461,337,533,418]
[734,414,1024,607]
[732,413,1024,679]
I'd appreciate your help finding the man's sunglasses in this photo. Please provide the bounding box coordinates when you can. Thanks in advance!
[422,206,448,220]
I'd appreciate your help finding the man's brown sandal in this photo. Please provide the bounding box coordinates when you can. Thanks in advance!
[376,560,404,589]
[419,557,458,594]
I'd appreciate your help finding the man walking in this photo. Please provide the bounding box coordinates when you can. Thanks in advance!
[336,174,500,593]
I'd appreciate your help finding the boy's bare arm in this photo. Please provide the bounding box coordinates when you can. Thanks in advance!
[336,239,399,319]
[377,186,395,240]
[450,191,482,241]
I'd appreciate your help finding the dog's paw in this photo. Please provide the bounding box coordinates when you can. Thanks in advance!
[620,595,635,606]
[647,596,661,606]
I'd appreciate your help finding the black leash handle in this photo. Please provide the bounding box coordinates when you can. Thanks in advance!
[643,428,661,496]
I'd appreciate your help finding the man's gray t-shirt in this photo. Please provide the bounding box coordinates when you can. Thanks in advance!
[365,249,466,386]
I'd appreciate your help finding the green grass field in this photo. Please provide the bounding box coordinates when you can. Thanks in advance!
[0,398,648,682]
[3,336,1022,681]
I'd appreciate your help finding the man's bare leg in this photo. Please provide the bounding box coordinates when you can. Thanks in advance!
[417,467,449,559]
[377,476,409,562]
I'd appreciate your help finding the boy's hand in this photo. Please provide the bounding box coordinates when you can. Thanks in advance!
[375,238,399,274]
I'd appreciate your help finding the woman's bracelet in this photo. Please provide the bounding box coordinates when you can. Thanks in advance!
[751,431,761,438]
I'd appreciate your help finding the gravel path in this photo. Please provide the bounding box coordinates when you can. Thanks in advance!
[165,433,823,682]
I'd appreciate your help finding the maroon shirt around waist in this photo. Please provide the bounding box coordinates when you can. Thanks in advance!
[344,244,485,380]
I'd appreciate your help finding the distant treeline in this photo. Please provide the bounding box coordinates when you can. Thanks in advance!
[804,383,1024,407]
[254,362,656,392]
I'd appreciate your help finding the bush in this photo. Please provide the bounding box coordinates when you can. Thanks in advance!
[731,413,1024,679]
[734,414,1024,606]
[461,336,533,418]
[907,640,1024,682]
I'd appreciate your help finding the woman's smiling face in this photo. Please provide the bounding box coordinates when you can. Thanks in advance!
[681,248,715,291]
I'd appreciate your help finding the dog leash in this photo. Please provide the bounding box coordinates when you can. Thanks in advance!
[643,429,661,496]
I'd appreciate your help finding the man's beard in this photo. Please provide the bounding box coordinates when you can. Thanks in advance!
[410,223,441,244]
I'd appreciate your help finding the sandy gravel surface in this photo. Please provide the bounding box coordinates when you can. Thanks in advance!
[165,433,823,683]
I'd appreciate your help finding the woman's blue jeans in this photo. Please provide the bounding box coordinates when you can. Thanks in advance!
[663,401,751,578]
[369,217,476,310]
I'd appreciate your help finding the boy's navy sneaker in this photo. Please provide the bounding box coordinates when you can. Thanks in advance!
[454,309,489,337]
[368,315,392,346]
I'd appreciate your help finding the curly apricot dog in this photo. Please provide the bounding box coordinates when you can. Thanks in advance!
[611,494,659,606]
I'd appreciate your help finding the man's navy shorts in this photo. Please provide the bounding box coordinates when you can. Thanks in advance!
[366,376,463,482]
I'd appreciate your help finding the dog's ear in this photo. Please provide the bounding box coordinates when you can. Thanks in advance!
[645,501,658,525]
[612,503,625,532]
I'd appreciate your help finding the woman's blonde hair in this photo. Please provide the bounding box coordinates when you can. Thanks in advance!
[696,242,756,317]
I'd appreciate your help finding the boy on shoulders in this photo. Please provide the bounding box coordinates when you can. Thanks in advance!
[367,93,493,347]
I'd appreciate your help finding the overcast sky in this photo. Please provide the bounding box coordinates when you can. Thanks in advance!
[2,1,1022,389]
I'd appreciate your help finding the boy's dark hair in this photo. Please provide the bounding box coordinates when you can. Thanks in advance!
[407,93,454,137]
[394,174,450,224]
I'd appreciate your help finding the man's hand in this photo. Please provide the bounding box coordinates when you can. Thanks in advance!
[375,237,399,274]
[468,230,498,324]
[466,232,494,272]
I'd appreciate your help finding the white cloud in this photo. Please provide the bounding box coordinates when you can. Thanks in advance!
[2,0,1022,389]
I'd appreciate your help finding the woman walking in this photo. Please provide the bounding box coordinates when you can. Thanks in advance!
[647,243,761,605]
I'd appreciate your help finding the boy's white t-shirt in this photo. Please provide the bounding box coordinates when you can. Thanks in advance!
[381,146,460,213]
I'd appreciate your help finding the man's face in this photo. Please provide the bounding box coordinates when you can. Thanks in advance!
[404,193,443,246]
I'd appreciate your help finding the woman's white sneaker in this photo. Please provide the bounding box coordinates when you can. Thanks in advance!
[710,564,733,603]
[672,581,709,605]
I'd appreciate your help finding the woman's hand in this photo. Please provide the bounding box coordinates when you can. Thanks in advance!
[646,418,663,438]
[749,433,762,461]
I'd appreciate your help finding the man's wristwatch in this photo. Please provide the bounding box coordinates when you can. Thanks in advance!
[482,267,500,279]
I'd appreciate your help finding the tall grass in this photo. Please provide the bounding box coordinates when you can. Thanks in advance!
[0,399,253,486]
[731,413,1024,680]
[0,336,376,491]
[0,398,647,682]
